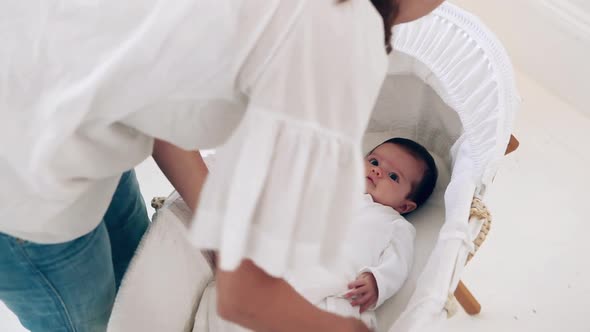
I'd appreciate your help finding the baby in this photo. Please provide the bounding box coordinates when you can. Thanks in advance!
[345,137,438,311]
[295,137,438,329]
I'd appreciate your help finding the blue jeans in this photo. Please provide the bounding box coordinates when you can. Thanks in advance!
[0,170,150,332]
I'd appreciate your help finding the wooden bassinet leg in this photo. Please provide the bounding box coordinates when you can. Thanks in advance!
[454,280,481,315]
[505,135,519,155]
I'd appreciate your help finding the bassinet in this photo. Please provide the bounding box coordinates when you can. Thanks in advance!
[108,3,520,332]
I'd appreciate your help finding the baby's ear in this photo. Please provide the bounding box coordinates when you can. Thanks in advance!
[397,200,417,215]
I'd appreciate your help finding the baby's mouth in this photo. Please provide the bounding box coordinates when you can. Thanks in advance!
[366,176,375,186]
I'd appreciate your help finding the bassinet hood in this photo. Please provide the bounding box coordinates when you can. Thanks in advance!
[364,2,519,189]
[365,3,520,331]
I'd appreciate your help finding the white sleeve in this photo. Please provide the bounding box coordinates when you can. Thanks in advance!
[0,1,235,243]
[188,0,389,277]
[359,220,416,309]
[2,0,235,201]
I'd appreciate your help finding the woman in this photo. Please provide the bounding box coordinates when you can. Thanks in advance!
[0,0,442,331]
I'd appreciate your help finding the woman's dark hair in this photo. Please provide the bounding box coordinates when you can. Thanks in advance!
[339,0,400,53]
[370,137,438,208]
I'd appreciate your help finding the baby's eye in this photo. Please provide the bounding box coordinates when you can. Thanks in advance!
[369,158,379,166]
[389,172,399,183]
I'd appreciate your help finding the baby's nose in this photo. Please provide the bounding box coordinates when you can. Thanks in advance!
[371,167,382,177]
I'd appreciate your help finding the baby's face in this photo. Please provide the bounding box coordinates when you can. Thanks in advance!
[364,143,425,214]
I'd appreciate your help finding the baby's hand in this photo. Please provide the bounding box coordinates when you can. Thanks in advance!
[345,272,378,313]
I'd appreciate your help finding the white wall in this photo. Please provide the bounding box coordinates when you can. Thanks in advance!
[451,0,590,116]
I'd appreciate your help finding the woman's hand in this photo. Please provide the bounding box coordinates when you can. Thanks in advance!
[217,259,371,332]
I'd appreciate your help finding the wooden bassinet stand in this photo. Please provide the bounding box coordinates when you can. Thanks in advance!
[451,135,519,316]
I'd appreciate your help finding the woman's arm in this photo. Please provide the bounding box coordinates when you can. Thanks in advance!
[152,139,208,211]
[152,139,218,268]
[216,259,370,332]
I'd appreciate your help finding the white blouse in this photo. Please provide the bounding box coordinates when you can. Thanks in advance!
[1,0,388,278]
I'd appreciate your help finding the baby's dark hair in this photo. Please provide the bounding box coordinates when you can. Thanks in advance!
[371,137,438,208]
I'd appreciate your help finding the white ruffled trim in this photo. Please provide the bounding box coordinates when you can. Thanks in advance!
[189,107,364,277]
[391,2,519,187]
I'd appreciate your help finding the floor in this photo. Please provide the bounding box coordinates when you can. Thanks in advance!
[442,72,590,332]
[2,71,589,331]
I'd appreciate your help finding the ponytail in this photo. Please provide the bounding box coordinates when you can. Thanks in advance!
[339,0,399,53]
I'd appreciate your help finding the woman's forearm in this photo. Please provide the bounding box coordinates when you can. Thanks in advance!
[216,259,369,332]
[152,139,208,211]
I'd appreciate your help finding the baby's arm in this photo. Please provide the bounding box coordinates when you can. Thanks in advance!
[353,220,416,310]
[345,272,379,313]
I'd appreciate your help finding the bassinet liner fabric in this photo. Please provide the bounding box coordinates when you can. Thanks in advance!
[108,197,214,332]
